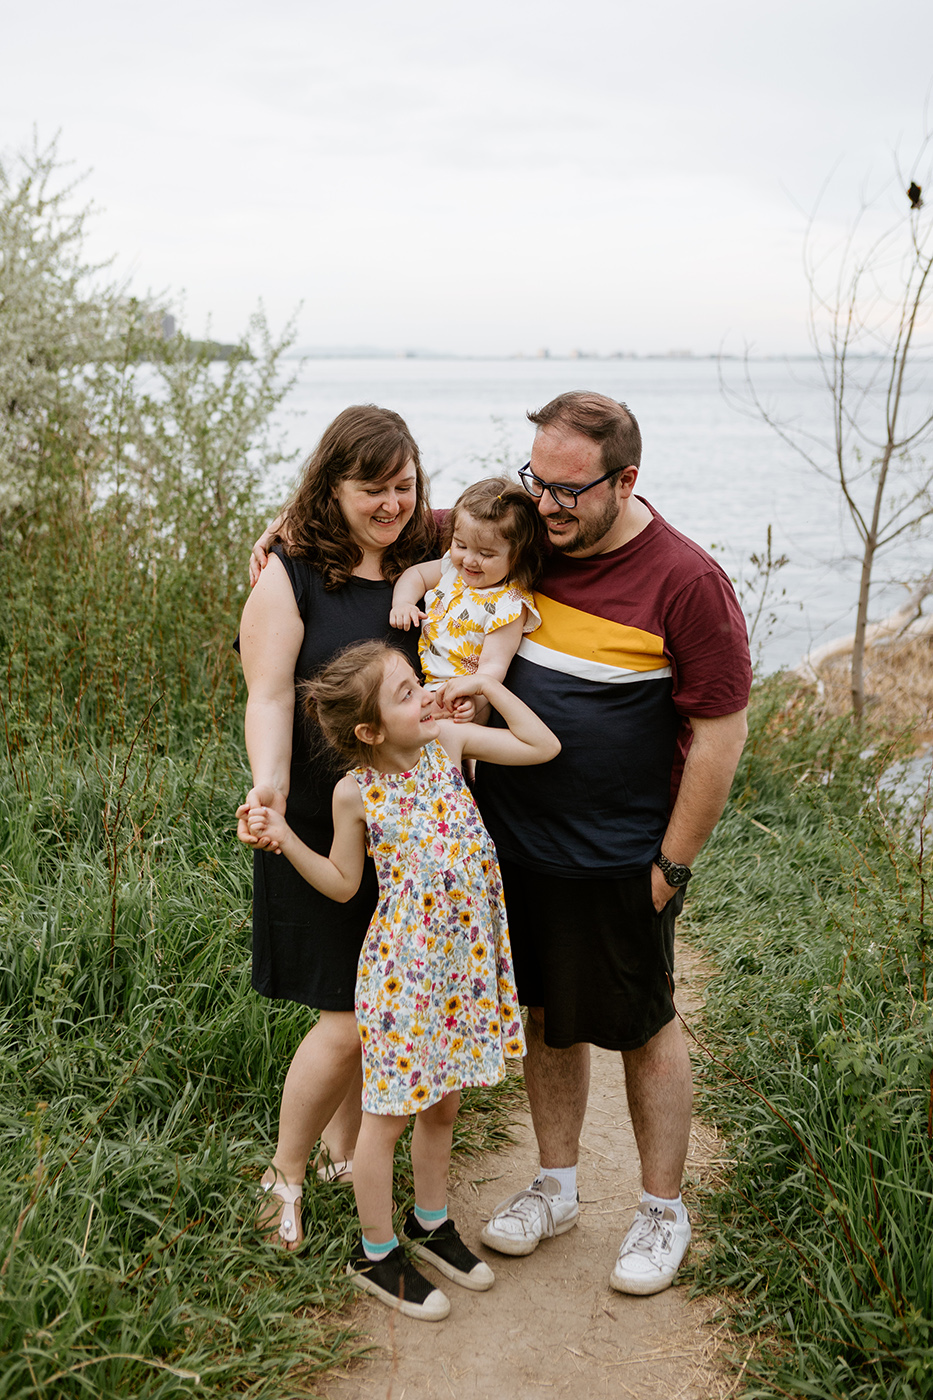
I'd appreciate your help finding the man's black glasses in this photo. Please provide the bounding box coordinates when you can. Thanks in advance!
[518,463,627,511]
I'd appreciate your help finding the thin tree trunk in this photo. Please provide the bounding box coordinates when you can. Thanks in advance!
[850,540,875,721]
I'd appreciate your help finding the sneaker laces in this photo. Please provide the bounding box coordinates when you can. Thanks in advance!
[620,1208,675,1267]
[491,1179,558,1238]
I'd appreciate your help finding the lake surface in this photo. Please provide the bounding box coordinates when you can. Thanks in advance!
[266,356,932,673]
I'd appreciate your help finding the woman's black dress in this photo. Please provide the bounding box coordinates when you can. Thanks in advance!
[250,547,421,1010]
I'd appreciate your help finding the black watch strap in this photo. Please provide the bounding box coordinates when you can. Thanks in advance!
[655,852,692,888]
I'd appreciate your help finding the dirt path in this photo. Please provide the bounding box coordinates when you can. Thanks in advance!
[318,944,732,1400]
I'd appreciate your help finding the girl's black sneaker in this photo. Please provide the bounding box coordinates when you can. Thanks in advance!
[346,1241,450,1320]
[404,1212,495,1291]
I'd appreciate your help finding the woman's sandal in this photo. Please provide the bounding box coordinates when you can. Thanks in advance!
[314,1154,354,1186]
[258,1175,304,1247]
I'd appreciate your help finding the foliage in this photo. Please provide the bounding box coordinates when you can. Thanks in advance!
[0,139,523,1396]
[1,137,296,759]
[685,677,933,1399]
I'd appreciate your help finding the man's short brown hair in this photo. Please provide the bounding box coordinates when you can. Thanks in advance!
[527,392,642,473]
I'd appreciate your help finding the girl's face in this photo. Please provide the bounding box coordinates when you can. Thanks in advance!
[449,510,512,590]
[335,459,418,556]
[374,655,439,755]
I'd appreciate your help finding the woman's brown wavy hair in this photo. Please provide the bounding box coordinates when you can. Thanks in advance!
[281,405,436,588]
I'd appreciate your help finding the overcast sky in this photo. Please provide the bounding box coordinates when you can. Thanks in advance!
[4,0,932,356]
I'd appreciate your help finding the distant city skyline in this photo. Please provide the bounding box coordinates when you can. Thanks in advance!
[4,0,932,358]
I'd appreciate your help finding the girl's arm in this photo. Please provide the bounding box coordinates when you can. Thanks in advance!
[435,675,560,767]
[246,777,367,903]
[237,554,304,844]
[389,559,444,630]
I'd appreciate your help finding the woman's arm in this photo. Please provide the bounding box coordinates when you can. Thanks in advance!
[246,777,367,903]
[389,559,445,630]
[435,675,560,767]
[237,553,304,845]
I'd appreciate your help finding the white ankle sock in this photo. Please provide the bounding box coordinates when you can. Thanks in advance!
[641,1190,687,1224]
[540,1165,577,1201]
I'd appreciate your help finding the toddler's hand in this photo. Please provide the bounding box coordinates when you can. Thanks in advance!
[389,602,427,632]
[433,677,480,723]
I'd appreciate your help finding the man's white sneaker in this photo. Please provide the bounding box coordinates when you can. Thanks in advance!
[480,1176,579,1256]
[609,1205,691,1295]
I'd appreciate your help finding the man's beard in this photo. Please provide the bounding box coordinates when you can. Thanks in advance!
[547,492,620,555]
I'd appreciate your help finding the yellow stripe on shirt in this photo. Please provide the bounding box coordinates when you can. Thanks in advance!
[523,592,670,681]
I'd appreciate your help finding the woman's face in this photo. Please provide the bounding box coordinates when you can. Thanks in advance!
[335,459,418,556]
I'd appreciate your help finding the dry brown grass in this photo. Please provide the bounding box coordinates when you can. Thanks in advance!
[801,632,933,743]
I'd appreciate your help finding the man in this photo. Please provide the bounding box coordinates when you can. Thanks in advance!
[473,391,750,1295]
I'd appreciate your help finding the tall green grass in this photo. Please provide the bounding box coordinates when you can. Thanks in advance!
[0,736,521,1398]
[685,678,933,1400]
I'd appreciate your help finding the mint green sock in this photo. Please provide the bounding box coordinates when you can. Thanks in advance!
[361,1232,398,1261]
[414,1204,447,1231]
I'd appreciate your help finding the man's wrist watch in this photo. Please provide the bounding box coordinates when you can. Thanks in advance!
[654,852,692,888]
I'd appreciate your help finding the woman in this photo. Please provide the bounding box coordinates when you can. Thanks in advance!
[236,404,436,1249]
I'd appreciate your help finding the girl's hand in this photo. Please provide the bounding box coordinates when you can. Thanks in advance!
[237,785,286,847]
[434,677,482,723]
[246,805,289,855]
[389,602,427,631]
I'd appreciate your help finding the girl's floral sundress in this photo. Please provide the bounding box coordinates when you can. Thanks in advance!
[351,739,526,1115]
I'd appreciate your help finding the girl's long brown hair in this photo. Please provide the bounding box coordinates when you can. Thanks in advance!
[300,640,399,768]
[282,405,436,588]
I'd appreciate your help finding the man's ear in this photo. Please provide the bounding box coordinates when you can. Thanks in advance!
[617,465,639,498]
[355,722,383,747]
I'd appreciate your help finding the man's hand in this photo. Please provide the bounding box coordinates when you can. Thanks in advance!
[248,513,288,588]
[650,862,678,913]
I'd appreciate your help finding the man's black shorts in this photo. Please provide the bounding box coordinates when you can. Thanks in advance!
[499,859,683,1053]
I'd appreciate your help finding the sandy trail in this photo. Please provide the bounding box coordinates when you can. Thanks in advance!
[318,945,731,1400]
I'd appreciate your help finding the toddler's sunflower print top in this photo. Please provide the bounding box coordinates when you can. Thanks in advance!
[351,739,525,1115]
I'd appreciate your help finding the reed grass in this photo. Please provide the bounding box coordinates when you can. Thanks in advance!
[0,736,522,1398]
[683,676,933,1400]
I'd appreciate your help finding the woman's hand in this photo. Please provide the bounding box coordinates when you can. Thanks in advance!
[389,601,427,631]
[237,785,287,848]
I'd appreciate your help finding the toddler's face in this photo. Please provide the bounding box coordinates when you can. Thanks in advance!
[449,510,512,590]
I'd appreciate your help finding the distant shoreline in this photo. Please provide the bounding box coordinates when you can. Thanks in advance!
[284,348,826,363]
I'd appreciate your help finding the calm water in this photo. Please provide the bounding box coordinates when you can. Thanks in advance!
[267,357,932,672]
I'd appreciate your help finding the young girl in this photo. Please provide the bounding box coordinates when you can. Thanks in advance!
[389,477,545,709]
[245,640,560,1321]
